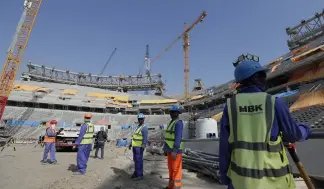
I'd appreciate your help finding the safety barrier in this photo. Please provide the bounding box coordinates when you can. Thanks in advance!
[5,120,73,127]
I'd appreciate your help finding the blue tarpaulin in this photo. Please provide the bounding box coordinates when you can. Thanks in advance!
[121,125,132,130]
[274,89,299,98]
[116,139,130,147]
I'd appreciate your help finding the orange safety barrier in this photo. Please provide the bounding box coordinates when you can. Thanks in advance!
[290,90,324,112]
[291,45,308,56]
[287,61,324,84]
[269,57,283,65]
[291,45,324,63]
[167,152,182,189]
[271,64,280,73]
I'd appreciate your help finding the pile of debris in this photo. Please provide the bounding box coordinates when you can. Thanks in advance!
[183,148,220,182]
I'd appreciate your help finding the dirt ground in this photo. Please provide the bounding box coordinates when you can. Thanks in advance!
[0,143,308,189]
[0,143,226,189]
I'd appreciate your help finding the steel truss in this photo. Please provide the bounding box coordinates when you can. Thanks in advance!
[286,9,324,50]
[22,62,165,94]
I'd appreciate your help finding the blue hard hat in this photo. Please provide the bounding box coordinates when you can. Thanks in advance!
[170,105,181,112]
[137,113,145,119]
[234,60,267,83]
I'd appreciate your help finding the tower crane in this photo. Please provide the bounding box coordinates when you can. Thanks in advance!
[99,48,117,75]
[0,0,42,120]
[144,45,150,95]
[150,11,207,101]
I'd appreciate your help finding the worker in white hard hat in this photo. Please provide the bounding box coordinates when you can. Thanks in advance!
[129,113,148,180]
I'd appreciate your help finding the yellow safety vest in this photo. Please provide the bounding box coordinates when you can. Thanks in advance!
[132,125,144,147]
[80,123,94,145]
[227,92,295,189]
[164,120,184,150]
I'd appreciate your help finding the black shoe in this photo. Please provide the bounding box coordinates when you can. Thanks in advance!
[132,176,143,181]
[130,173,137,179]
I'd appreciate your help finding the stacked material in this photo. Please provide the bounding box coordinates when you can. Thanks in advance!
[182,148,221,182]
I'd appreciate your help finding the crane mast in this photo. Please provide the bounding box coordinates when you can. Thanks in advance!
[0,0,42,120]
[145,44,150,75]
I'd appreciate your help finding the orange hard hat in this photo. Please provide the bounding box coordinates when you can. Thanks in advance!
[84,113,92,119]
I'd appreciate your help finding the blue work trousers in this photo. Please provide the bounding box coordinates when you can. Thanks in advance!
[77,144,92,174]
[133,147,144,177]
[42,142,56,162]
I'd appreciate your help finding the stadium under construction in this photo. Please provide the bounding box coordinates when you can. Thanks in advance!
[1,1,324,189]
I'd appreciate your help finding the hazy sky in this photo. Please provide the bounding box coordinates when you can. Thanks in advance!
[0,0,323,94]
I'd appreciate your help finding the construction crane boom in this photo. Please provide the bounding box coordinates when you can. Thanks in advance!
[150,11,207,64]
[99,48,117,75]
[150,11,207,100]
[0,0,42,120]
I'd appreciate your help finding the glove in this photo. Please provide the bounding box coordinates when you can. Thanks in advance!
[128,144,132,150]
[59,128,64,132]
[141,144,146,151]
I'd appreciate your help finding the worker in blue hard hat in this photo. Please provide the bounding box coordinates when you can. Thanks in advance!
[219,60,311,189]
[129,113,148,180]
[163,105,184,189]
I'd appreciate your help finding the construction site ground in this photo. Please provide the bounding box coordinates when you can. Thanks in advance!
[0,143,307,189]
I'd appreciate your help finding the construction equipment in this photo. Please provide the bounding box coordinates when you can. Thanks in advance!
[99,48,117,76]
[285,143,315,189]
[144,45,150,95]
[151,11,207,101]
[0,0,43,120]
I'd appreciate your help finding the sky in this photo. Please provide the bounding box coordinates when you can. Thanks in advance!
[0,0,323,95]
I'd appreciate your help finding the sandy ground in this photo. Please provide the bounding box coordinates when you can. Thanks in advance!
[0,143,226,189]
[0,143,309,189]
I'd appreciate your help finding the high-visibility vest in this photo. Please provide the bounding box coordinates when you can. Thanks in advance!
[227,92,295,189]
[164,120,184,150]
[80,123,94,145]
[131,125,145,147]
[43,128,56,143]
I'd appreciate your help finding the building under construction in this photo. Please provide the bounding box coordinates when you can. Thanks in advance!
[0,1,324,188]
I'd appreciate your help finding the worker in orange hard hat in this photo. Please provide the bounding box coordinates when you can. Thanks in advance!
[73,113,95,175]
[41,120,63,165]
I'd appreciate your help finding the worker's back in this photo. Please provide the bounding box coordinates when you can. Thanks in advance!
[226,92,295,189]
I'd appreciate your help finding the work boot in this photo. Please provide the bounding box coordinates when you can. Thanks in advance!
[50,161,58,164]
[130,173,136,179]
[73,172,85,175]
[41,161,47,165]
[132,176,143,181]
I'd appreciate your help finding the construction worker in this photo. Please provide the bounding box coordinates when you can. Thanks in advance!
[163,105,184,189]
[128,113,148,180]
[74,113,94,175]
[95,126,107,159]
[41,120,60,164]
[219,60,311,189]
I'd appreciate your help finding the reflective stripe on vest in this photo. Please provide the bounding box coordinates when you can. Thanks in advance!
[164,120,184,150]
[131,125,144,147]
[227,93,295,189]
[80,123,94,144]
[43,128,56,143]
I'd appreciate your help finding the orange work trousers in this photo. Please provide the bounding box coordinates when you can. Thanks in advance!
[167,152,182,189]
